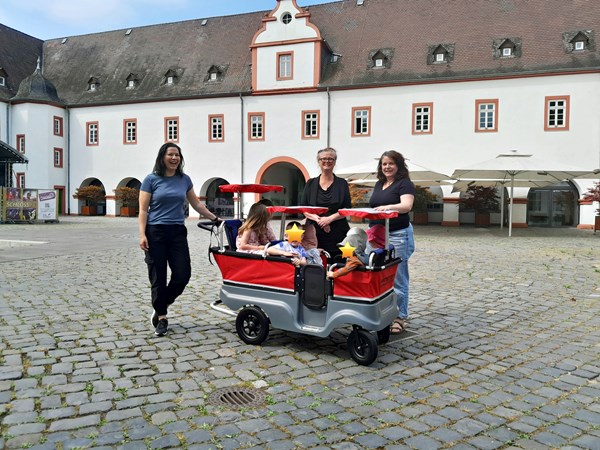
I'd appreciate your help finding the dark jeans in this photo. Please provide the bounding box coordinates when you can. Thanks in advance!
[144,224,191,316]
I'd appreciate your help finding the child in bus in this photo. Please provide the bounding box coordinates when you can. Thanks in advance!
[236,202,293,257]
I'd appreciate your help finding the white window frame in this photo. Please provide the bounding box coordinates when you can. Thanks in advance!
[475,100,498,132]
[502,47,512,56]
[574,41,585,50]
[412,103,433,134]
[0,76,5,86]
[86,122,98,145]
[209,115,224,142]
[53,148,63,168]
[302,111,319,139]
[277,53,293,80]
[248,113,265,141]
[16,134,25,153]
[435,53,445,62]
[545,96,570,131]
[124,119,137,144]
[165,117,179,142]
[352,107,371,137]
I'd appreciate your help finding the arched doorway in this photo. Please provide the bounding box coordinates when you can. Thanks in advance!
[205,178,234,218]
[257,160,308,206]
[527,182,579,227]
[76,178,106,216]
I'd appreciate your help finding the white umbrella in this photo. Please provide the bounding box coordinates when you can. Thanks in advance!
[451,150,599,236]
[338,159,452,186]
[351,178,453,187]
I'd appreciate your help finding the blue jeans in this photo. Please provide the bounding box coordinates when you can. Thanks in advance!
[389,224,415,319]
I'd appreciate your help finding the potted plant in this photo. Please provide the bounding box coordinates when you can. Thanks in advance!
[582,181,600,231]
[412,186,439,225]
[114,186,140,217]
[73,185,105,215]
[349,183,370,222]
[459,186,500,227]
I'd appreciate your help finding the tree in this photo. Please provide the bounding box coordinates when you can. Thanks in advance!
[583,181,600,216]
[73,185,105,206]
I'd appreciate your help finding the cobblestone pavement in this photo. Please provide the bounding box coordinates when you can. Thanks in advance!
[1,216,599,450]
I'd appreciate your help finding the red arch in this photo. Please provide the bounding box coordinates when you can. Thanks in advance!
[254,156,310,203]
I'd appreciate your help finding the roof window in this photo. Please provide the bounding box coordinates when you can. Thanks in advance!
[0,68,6,87]
[87,77,100,92]
[205,65,227,83]
[493,38,521,59]
[428,44,454,64]
[126,73,139,89]
[368,49,393,69]
[563,30,595,53]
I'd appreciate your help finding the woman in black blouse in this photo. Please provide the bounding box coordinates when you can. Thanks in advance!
[369,150,415,334]
[301,147,351,259]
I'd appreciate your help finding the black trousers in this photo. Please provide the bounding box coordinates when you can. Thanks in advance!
[144,224,191,316]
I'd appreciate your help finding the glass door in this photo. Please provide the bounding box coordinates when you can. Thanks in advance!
[528,186,577,227]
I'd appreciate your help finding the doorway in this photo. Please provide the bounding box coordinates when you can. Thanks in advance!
[527,183,578,227]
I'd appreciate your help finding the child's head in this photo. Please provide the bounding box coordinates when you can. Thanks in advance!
[338,227,367,255]
[285,221,304,248]
[241,202,270,233]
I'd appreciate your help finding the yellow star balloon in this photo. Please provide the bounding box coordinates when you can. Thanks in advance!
[286,224,305,243]
[339,241,356,258]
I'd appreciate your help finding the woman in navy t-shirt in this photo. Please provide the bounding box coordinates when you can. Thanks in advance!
[369,150,415,334]
[139,143,219,336]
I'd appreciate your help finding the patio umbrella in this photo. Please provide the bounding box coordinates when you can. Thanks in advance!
[337,159,452,186]
[451,150,599,236]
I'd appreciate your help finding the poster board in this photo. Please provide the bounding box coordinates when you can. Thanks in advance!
[1,187,58,223]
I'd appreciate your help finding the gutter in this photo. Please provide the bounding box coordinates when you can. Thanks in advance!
[66,106,71,215]
[326,87,331,148]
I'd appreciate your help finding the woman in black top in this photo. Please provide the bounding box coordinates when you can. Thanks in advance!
[301,147,351,259]
[369,150,415,334]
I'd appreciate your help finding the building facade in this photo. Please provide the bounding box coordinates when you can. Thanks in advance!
[1,0,598,227]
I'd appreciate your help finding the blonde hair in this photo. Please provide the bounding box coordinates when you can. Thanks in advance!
[316,147,337,161]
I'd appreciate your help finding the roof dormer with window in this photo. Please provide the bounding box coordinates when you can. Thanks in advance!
[428,44,455,65]
[205,65,226,83]
[368,49,393,70]
[0,68,7,88]
[250,0,324,93]
[493,37,522,59]
[563,30,594,53]
[163,69,181,86]
[87,77,100,92]
[126,73,139,89]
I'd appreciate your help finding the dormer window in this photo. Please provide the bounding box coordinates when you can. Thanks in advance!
[368,49,393,69]
[493,38,521,59]
[330,53,341,64]
[281,12,293,25]
[0,68,6,87]
[563,30,595,53]
[428,44,454,65]
[163,69,179,86]
[126,73,138,89]
[205,65,226,83]
[87,77,100,92]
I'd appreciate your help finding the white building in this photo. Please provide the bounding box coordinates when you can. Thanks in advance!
[1,0,598,228]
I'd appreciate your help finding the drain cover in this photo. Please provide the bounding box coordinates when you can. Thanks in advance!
[208,387,266,408]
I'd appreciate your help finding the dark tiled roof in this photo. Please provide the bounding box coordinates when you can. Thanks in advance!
[20,0,600,106]
[12,68,62,104]
[41,11,266,106]
[0,24,43,101]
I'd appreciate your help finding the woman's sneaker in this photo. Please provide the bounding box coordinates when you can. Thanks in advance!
[155,318,168,336]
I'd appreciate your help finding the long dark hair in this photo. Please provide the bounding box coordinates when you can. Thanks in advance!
[153,143,185,176]
[376,150,410,183]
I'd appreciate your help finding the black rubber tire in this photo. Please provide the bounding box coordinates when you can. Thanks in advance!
[348,329,378,366]
[377,325,391,344]
[235,306,269,345]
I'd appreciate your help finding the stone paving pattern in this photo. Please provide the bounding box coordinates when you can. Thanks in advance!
[0,216,599,449]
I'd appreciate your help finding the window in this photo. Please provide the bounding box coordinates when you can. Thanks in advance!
[167,76,174,84]
[545,96,570,131]
[127,80,135,88]
[302,110,320,139]
[248,113,265,141]
[435,53,445,62]
[475,99,498,132]
[0,76,5,86]
[53,116,63,136]
[89,83,97,91]
[209,114,224,142]
[352,107,371,137]
[16,134,25,153]
[502,47,512,56]
[53,148,63,168]
[16,173,25,188]
[412,103,433,134]
[281,12,293,24]
[88,77,99,91]
[210,72,218,81]
[86,122,99,145]
[574,41,585,50]
[375,58,384,67]
[126,73,138,89]
[277,52,293,80]
[164,117,179,142]
[123,119,137,144]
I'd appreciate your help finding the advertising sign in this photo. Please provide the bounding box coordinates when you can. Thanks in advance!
[1,187,58,223]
